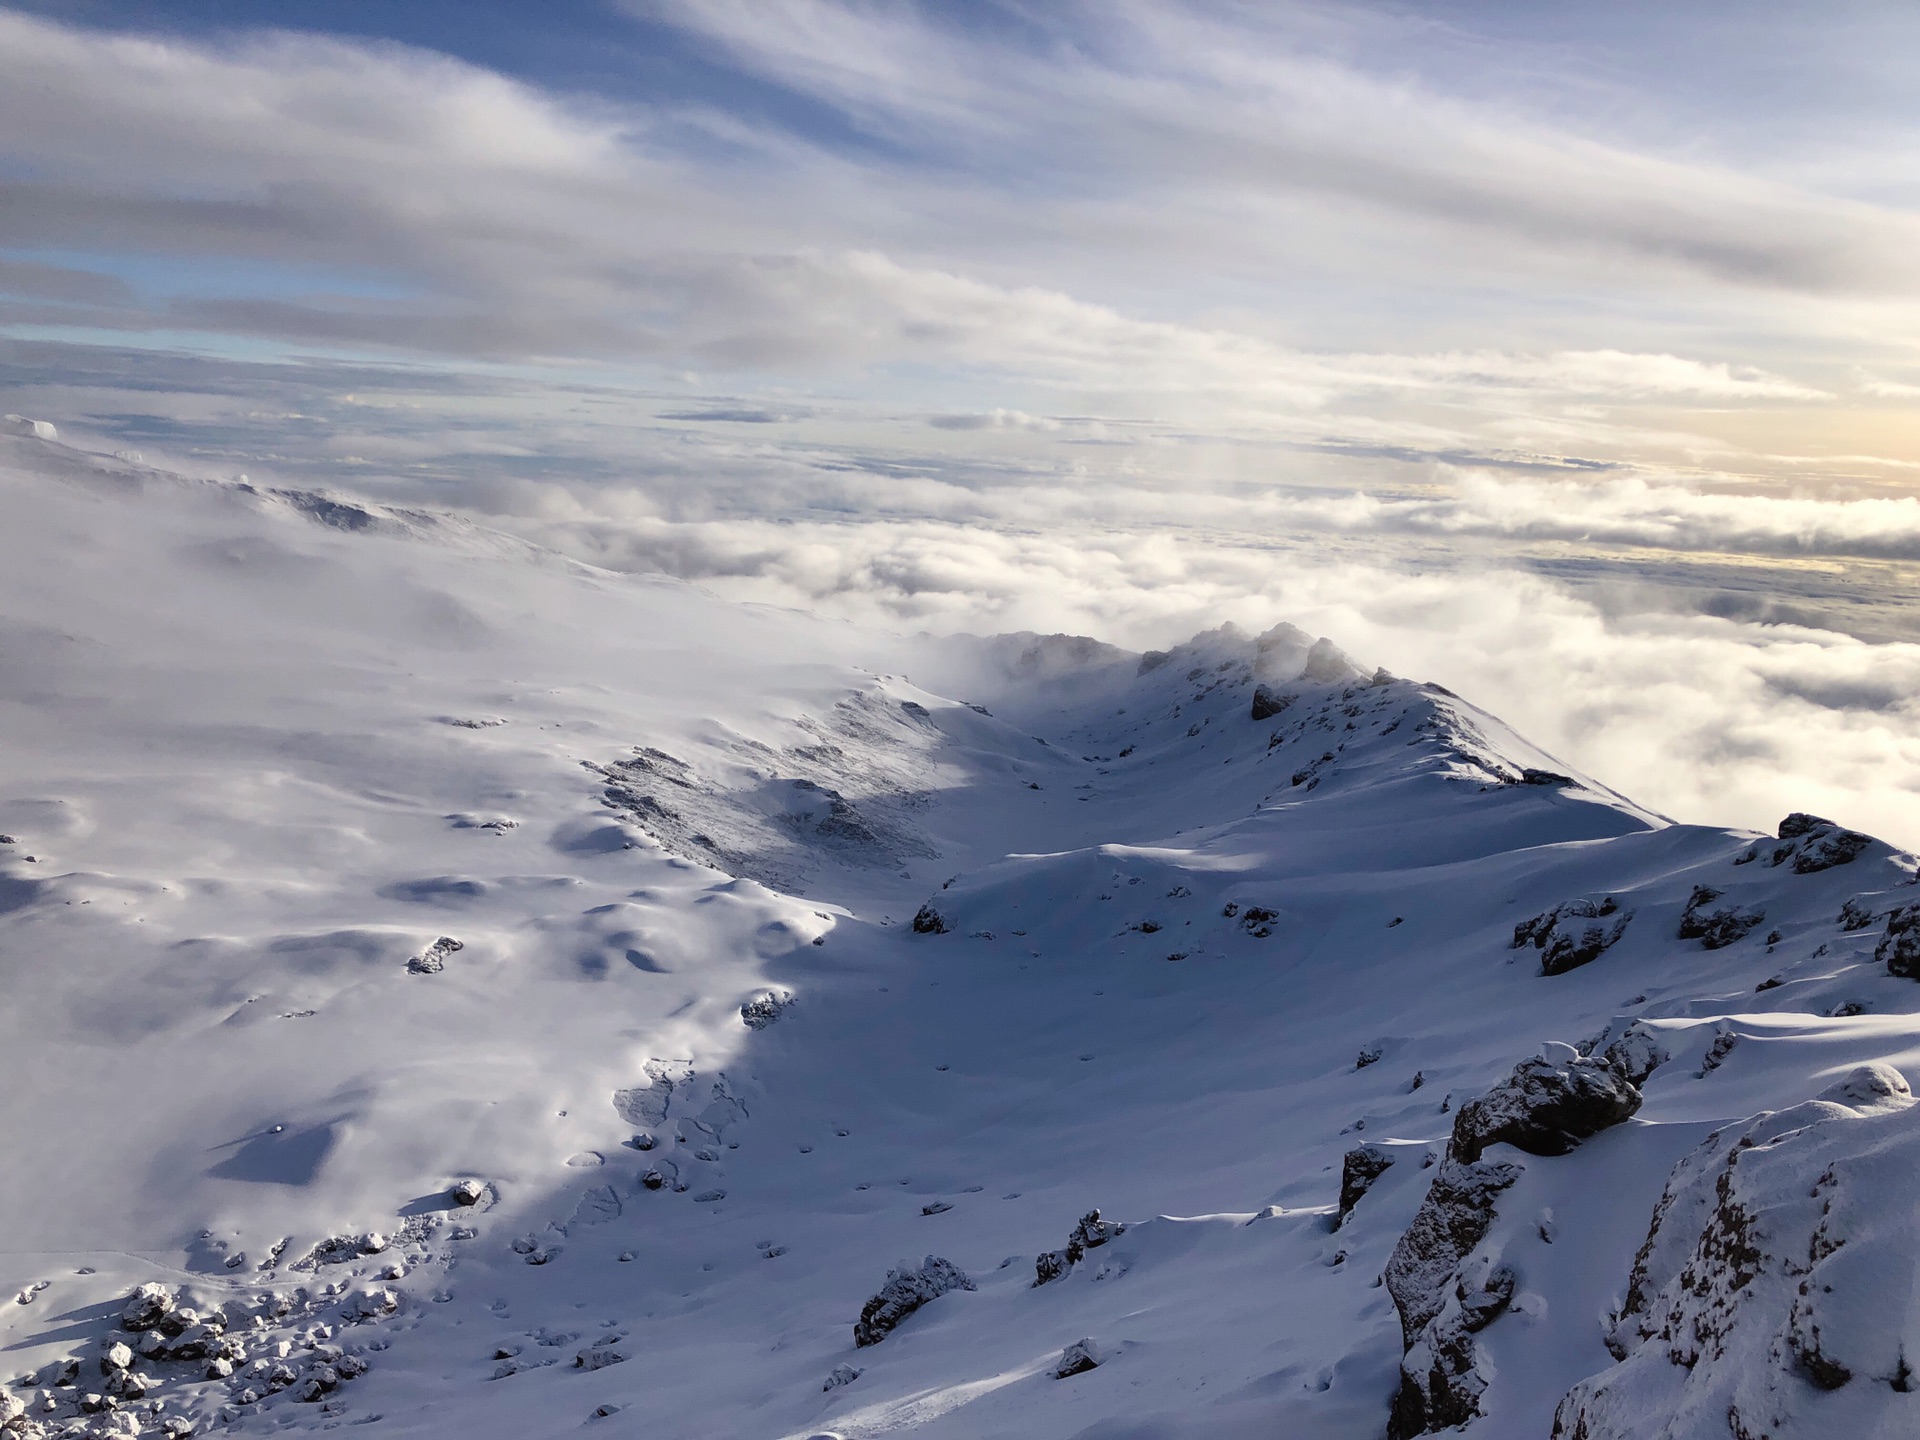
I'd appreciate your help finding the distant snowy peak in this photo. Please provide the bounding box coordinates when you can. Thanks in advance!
[928,615,1639,820]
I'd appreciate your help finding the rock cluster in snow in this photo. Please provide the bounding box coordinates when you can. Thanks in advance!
[1735,813,1875,875]
[1512,897,1633,976]
[2,1277,393,1439]
[1677,885,1767,950]
[739,990,793,1029]
[1553,1063,1920,1438]
[1033,1210,1127,1286]
[406,935,462,974]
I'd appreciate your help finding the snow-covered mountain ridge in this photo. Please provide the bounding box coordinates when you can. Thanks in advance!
[2,427,1917,1440]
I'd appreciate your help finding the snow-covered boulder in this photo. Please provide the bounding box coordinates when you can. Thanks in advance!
[449,1178,486,1206]
[853,1256,973,1347]
[121,1284,174,1332]
[1054,1338,1104,1378]
[1552,1063,1920,1439]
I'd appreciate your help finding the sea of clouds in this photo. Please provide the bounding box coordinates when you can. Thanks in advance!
[3,1,1919,848]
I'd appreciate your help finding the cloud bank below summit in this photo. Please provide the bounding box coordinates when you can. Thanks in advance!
[3,2,1920,848]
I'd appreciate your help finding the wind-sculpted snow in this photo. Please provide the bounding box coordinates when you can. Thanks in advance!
[3,434,1920,1439]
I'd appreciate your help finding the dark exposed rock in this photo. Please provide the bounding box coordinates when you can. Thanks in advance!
[1513,897,1632,975]
[121,1284,175,1332]
[1838,896,1877,930]
[1034,1209,1126,1286]
[911,904,949,935]
[1736,814,1874,874]
[739,991,792,1029]
[573,1340,630,1371]
[1054,1339,1103,1378]
[1336,1145,1394,1228]
[1876,903,1920,978]
[407,935,463,975]
[1449,1052,1643,1164]
[1519,768,1576,787]
[1240,905,1279,937]
[1386,1045,1647,1436]
[853,1256,973,1347]
[1778,811,1832,839]
[1249,685,1294,721]
[1677,885,1765,949]
[1384,1156,1522,1438]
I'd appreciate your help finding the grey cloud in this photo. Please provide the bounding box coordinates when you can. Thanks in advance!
[0,257,135,305]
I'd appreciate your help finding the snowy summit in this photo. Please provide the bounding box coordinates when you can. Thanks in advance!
[2,427,1918,1440]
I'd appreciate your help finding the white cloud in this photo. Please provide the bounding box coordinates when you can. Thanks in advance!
[5,2,1920,855]
[484,499,1920,847]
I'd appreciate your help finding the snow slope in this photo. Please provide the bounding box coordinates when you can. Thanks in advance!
[1,426,1917,1440]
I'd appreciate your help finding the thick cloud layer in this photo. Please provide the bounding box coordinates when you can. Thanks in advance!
[2,4,1918,847]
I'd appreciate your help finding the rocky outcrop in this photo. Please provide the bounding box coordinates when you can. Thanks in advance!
[1448,1050,1643,1164]
[1839,896,1879,931]
[853,1256,974,1347]
[1736,813,1874,875]
[1513,898,1633,976]
[1386,1044,1650,1437]
[1250,685,1294,721]
[1876,904,1920,978]
[1337,1145,1395,1228]
[121,1284,174,1332]
[1385,1156,1523,1438]
[739,990,793,1029]
[1677,885,1766,949]
[911,904,949,934]
[406,935,463,974]
[1551,1063,1920,1439]
[1034,1209,1127,1286]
